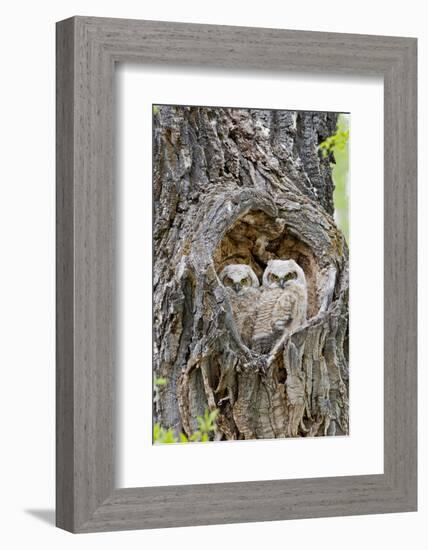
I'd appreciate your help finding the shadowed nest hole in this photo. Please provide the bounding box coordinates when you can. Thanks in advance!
[213,210,320,318]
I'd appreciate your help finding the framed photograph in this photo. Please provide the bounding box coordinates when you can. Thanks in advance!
[150,103,351,446]
[56,16,417,532]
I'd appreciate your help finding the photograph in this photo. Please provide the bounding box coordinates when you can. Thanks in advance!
[152,104,350,443]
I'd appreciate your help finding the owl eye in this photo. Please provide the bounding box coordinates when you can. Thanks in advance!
[224,276,234,287]
[271,273,279,281]
[286,271,297,281]
[241,277,250,286]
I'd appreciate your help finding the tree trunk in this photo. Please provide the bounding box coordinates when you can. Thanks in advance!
[153,105,349,440]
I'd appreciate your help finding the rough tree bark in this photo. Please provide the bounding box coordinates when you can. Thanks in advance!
[153,105,349,440]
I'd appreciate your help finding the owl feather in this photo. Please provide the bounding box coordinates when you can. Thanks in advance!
[219,264,261,347]
[252,259,307,354]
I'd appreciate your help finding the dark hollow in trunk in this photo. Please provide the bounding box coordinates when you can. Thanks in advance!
[153,105,349,440]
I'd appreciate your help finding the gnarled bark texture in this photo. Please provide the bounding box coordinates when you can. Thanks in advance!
[153,105,349,440]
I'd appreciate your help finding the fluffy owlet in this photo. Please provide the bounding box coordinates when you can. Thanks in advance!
[252,259,308,354]
[219,264,261,347]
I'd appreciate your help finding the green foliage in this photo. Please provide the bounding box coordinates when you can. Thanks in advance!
[153,423,178,444]
[153,105,160,116]
[319,121,349,159]
[189,409,219,442]
[319,114,350,243]
[154,377,167,386]
[153,409,219,445]
[179,432,189,443]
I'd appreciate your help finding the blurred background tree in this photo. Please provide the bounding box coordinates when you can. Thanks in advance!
[319,114,349,243]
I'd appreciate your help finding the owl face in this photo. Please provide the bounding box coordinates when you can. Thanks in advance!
[219,264,259,295]
[262,259,306,289]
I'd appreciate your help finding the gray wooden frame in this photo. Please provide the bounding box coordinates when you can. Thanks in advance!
[56,16,417,533]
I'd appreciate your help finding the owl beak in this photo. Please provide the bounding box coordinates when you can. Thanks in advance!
[233,283,242,293]
[279,278,286,289]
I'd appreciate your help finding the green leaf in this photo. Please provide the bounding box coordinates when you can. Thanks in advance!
[196,416,208,432]
[189,431,201,442]
[153,422,179,444]
[209,410,219,423]
[153,423,161,442]
[163,429,178,444]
